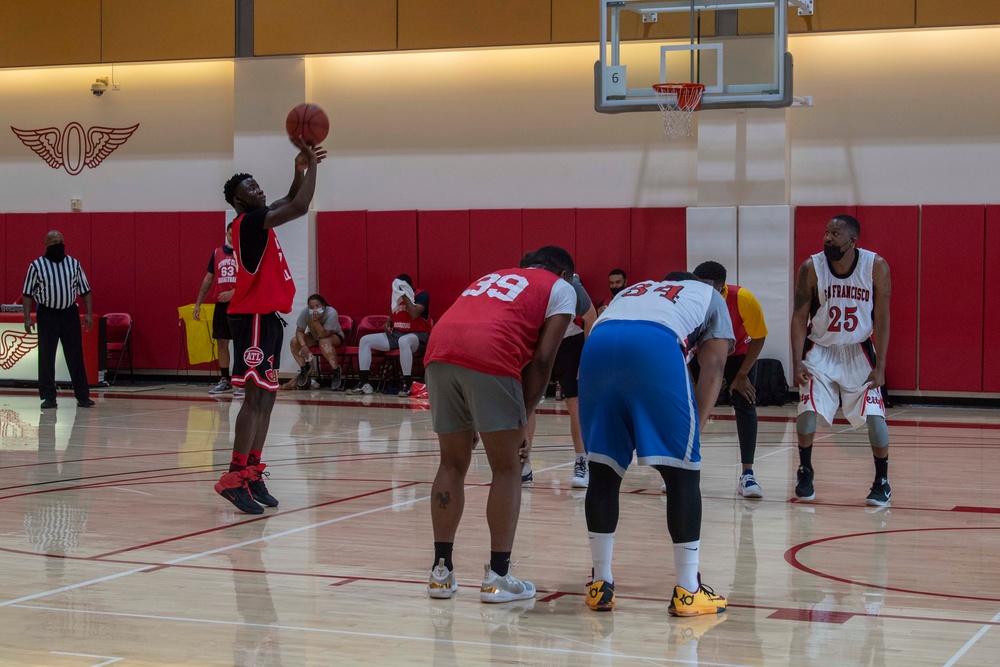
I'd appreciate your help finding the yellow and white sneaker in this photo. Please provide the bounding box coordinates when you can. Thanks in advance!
[668,579,727,617]
[427,558,458,599]
[480,563,536,603]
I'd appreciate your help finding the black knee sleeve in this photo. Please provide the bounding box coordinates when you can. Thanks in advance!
[585,462,623,533]
[657,466,702,544]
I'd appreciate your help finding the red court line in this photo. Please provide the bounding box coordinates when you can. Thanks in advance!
[768,608,854,624]
[785,526,1000,602]
[89,482,421,559]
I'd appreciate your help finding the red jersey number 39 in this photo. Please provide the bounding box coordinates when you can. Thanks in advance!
[462,274,529,302]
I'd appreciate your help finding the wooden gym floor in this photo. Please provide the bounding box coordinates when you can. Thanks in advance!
[0,387,998,666]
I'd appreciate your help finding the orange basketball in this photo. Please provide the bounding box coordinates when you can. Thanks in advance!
[285,103,329,146]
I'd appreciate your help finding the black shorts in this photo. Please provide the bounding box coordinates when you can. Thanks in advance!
[212,301,232,340]
[551,332,585,398]
[229,313,284,391]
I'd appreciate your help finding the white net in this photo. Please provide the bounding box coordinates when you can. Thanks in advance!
[653,83,705,139]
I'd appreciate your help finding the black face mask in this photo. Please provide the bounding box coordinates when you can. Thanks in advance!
[823,241,852,262]
[610,286,626,296]
[45,243,66,263]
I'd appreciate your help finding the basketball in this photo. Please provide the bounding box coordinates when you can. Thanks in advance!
[285,103,329,146]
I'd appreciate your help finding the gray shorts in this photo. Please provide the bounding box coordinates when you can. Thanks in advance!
[426,362,526,434]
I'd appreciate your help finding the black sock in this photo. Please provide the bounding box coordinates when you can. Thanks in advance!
[798,445,813,469]
[874,455,888,480]
[434,542,454,571]
[490,551,512,577]
[221,370,230,381]
[359,370,370,385]
[403,375,412,389]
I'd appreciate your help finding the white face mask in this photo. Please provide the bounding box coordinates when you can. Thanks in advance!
[309,307,324,316]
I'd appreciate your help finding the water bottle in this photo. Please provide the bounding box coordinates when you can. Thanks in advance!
[555,381,563,401]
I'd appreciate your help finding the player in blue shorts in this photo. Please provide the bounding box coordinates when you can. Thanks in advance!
[579,271,734,616]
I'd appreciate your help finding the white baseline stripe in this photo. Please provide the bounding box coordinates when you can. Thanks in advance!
[50,652,123,667]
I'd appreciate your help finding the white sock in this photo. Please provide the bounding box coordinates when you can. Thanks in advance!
[673,540,700,593]
[589,532,615,583]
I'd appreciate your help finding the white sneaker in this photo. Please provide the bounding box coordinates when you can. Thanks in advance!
[427,558,458,599]
[739,471,764,498]
[571,455,589,488]
[521,459,533,486]
[347,383,374,395]
[233,387,244,397]
[661,482,667,494]
[209,379,232,394]
[479,563,536,603]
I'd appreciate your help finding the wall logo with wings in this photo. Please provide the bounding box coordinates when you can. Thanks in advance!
[0,330,38,370]
[11,122,139,175]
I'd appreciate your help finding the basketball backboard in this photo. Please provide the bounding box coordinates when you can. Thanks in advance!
[596,0,807,113]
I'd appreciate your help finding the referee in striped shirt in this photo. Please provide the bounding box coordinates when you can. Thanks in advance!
[22,230,95,409]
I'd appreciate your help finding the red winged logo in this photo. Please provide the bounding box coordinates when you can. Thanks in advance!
[11,122,139,175]
[0,329,38,370]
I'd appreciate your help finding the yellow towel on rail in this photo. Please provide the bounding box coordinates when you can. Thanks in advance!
[177,304,217,365]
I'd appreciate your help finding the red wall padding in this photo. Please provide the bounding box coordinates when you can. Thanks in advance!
[366,211,418,317]
[89,213,136,318]
[522,209,576,259]
[133,212,181,370]
[418,211,470,316]
[177,212,228,369]
[575,208,631,305]
[856,206,919,391]
[48,213,93,274]
[919,205,985,392]
[0,214,5,304]
[470,209,522,279]
[630,208,686,282]
[793,206,857,268]
[317,211,368,322]
[6,214,57,304]
[985,206,1000,393]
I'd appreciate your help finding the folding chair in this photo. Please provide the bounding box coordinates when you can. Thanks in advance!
[104,313,134,385]
[376,318,433,393]
[339,315,389,387]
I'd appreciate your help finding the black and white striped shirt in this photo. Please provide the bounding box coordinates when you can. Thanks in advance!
[22,256,91,309]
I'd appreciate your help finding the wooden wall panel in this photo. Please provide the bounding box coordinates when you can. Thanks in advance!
[398,0,551,50]
[917,0,1000,28]
[0,0,101,67]
[255,0,396,55]
[552,0,598,43]
[103,0,234,62]
[741,0,916,35]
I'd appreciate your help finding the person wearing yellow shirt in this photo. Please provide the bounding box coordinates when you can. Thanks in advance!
[692,261,769,498]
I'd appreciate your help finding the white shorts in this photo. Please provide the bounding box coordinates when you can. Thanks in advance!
[797,342,885,429]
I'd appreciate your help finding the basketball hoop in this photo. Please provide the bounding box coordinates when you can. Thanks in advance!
[652,83,705,139]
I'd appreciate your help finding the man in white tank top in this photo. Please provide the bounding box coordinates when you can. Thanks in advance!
[791,215,893,507]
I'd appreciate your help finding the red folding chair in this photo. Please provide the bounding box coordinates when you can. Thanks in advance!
[104,313,134,385]
[339,315,389,386]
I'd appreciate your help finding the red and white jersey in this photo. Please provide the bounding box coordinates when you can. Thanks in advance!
[595,279,733,352]
[228,212,296,315]
[425,268,577,379]
[809,248,876,346]
[211,246,237,301]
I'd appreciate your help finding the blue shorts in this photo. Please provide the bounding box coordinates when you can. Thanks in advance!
[579,320,701,476]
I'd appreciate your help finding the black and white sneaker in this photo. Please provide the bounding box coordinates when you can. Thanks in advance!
[795,465,815,501]
[571,455,589,488]
[865,477,891,507]
[330,366,344,391]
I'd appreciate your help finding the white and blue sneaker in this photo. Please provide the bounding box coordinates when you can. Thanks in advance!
[738,470,764,499]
